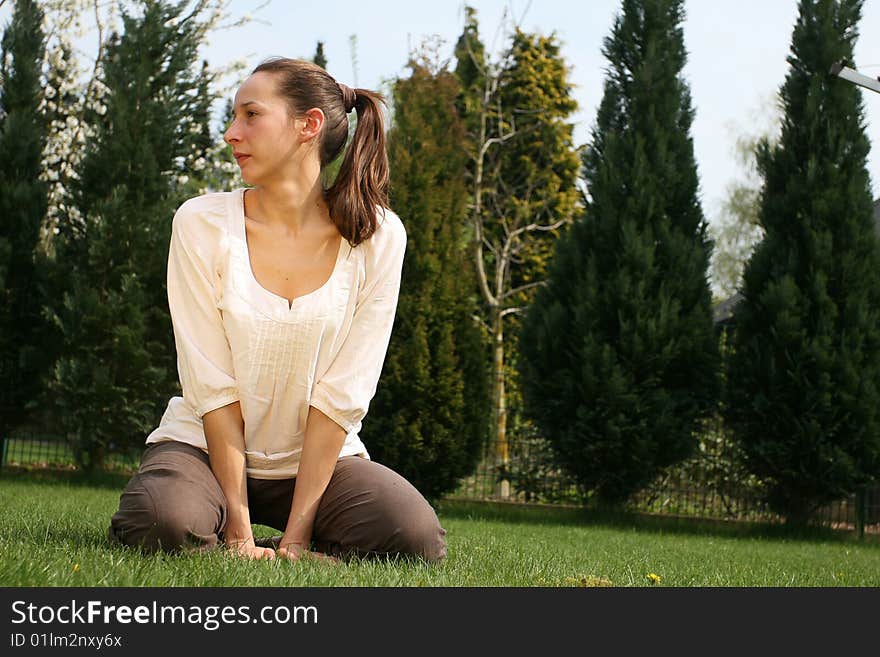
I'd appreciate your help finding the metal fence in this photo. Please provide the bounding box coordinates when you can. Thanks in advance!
[0,434,140,473]
[1,435,78,470]
[449,424,880,535]
[3,431,878,535]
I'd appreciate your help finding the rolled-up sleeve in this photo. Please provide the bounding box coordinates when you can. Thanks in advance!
[167,203,238,418]
[309,212,407,434]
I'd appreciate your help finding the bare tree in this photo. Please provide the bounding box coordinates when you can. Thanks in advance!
[457,10,581,497]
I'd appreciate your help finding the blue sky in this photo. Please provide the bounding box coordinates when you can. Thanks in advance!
[197,0,880,225]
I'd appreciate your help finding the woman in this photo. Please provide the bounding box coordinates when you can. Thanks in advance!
[108,57,446,563]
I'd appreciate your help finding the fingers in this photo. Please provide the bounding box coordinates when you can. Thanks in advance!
[276,546,340,565]
[226,539,276,560]
[225,539,336,564]
[309,550,340,565]
[236,546,275,560]
[253,546,276,560]
[275,545,304,561]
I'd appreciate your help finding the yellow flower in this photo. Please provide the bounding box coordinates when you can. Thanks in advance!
[72,564,80,573]
[646,572,661,584]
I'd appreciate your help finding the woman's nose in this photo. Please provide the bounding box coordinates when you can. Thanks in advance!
[224,121,238,144]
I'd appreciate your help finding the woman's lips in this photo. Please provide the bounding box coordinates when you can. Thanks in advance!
[234,153,251,165]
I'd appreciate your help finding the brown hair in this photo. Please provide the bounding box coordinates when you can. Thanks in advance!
[252,57,389,247]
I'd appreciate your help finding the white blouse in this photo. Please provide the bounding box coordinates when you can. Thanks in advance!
[145,188,407,479]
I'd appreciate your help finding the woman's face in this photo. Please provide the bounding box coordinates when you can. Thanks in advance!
[223,72,307,185]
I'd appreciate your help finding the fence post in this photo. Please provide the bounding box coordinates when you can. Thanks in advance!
[855,487,866,540]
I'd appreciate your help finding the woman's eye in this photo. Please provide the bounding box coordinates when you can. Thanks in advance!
[246,111,257,118]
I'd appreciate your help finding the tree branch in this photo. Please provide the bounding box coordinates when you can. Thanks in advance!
[508,216,569,241]
[500,280,548,301]
[482,234,499,258]
[471,313,490,333]
[472,211,497,307]
[479,130,516,158]
[179,0,210,27]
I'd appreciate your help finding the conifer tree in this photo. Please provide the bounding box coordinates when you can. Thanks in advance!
[725,0,880,522]
[371,53,490,500]
[453,6,487,149]
[518,0,720,505]
[313,41,327,69]
[48,0,212,469]
[0,0,50,440]
[181,58,237,195]
[188,60,216,174]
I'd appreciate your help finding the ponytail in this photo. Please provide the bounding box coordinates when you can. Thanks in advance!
[325,89,389,247]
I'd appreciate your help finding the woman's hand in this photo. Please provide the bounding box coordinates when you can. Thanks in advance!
[277,540,339,564]
[225,535,276,560]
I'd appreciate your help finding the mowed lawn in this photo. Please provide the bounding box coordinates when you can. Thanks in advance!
[1,470,878,587]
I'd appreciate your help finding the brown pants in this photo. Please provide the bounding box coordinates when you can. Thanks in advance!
[108,441,446,562]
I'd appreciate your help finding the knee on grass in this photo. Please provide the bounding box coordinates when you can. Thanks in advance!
[397,515,447,563]
[108,480,219,553]
[381,498,447,563]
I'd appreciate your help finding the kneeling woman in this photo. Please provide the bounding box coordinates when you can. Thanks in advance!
[108,57,446,563]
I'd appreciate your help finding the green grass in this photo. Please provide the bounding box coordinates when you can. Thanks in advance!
[1,470,878,587]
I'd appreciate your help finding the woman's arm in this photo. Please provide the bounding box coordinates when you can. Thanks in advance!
[165,203,265,558]
[280,214,407,561]
[203,401,275,560]
[277,406,346,561]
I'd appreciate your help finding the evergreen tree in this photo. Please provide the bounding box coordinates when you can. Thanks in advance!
[313,41,327,69]
[0,0,50,440]
[496,29,581,290]
[518,0,720,505]
[725,0,880,522]
[180,58,237,195]
[453,9,581,496]
[48,0,212,469]
[370,54,490,501]
[188,60,216,173]
[453,5,487,149]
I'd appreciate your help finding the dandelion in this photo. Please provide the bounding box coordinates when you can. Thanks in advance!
[646,573,661,584]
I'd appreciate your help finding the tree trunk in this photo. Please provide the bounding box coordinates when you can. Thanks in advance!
[491,306,509,498]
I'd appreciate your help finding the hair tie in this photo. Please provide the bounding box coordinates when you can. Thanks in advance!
[338,83,356,113]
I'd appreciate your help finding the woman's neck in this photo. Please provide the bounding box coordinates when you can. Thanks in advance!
[248,175,329,236]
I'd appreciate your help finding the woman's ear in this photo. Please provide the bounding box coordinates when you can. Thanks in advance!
[299,107,325,142]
